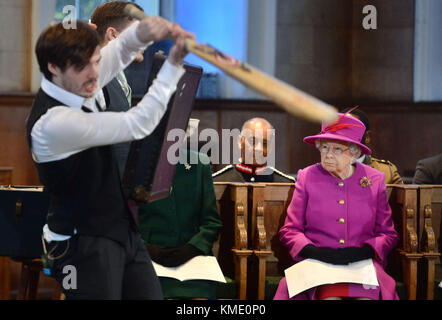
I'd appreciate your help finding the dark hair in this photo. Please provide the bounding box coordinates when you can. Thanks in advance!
[35,20,100,81]
[91,1,144,43]
[341,107,370,131]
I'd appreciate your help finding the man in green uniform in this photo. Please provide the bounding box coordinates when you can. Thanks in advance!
[138,119,222,299]
[343,108,404,184]
[213,118,296,183]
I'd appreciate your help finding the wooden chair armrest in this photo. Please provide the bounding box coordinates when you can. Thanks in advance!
[234,202,248,249]
[421,205,437,253]
[397,250,422,259]
[256,201,267,250]
[405,208,419,253]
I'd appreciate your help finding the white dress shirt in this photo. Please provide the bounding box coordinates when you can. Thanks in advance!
[32,21,185,241]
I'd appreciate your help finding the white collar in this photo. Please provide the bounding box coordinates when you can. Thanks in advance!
[41,77,86,110]
[356,154,366,163]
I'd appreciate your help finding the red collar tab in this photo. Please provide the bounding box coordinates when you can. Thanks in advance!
[236,163,253,173]
[236,163,268,175]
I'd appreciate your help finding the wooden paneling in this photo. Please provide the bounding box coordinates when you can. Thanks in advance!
[0,94,39,186]
[276,0,415,102]
[0,167,12,185]
[194,99,442,179]
[1,94,442,184]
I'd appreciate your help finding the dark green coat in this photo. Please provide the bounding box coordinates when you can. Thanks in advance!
[138,150,222,299]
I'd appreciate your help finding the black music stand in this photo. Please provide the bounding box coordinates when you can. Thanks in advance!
[0,187,49,259]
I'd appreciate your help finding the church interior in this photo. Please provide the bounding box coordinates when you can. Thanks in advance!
[0,0,441,301]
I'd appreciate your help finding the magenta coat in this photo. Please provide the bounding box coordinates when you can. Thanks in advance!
[273,162,399,300]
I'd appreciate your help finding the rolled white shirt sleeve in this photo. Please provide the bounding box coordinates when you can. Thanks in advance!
[32,60,185,163]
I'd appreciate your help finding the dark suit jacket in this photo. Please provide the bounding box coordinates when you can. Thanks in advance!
[103,77,131,178]
[413,153,442,184]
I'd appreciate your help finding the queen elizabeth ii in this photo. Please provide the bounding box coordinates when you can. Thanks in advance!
[273,112,399,300]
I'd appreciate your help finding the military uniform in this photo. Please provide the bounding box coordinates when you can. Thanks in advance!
[212,163,296,183]
[138,150,222,299]
[363,155,403,185]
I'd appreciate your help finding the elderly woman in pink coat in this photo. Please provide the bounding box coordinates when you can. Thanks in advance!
[273,111,399,300]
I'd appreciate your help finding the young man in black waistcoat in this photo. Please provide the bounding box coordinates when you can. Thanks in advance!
[27,16,193,299]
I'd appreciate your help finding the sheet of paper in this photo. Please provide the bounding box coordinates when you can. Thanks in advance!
[152,255,226,283]
[285,258,379,298]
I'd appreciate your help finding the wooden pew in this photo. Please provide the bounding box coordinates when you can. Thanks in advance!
[417,185,441,300]
[247,183,294,300]
[213,182,252,300]
[246,183,421,300]
[385,185,422,300]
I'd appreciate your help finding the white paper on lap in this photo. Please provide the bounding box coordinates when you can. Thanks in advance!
[285,258,379,298]
[152,255,226,283]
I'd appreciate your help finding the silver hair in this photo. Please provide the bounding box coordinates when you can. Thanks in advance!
[315,139,362,160]
[348,143,362,159]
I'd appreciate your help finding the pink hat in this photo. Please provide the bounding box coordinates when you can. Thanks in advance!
[303,110,372,155]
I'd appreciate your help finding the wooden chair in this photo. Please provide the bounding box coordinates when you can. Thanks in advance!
[213,182,252,300]
[386,185,422,300]
[0,167,13,300]
[16,260,41,300]
[245,183,422,300]
[15,259,62,300]
[417,185,441,300]
[247,183,294,300]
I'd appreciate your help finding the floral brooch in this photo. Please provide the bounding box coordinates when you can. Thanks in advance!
[360,176,372,188]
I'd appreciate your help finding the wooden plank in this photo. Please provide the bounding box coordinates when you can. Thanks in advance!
[0,168,12,299]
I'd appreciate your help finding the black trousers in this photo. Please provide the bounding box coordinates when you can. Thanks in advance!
[47,229,163,300]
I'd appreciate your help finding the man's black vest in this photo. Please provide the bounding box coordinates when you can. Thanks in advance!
[26,89,136,245]
[102,77,131,178]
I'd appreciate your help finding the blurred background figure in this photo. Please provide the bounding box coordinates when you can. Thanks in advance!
[413,153,442,185]
[342,107,404,185]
